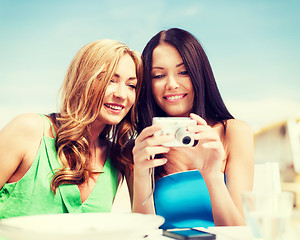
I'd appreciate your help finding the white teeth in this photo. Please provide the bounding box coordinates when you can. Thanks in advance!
[106,104,122,110]
[166,95,184,100]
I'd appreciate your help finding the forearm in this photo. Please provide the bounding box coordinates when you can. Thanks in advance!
[203,172,246,226]
[132,171,156,214]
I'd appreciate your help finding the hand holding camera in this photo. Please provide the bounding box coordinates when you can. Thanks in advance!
[152,117,197,147]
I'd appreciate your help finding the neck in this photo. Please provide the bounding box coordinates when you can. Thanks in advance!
[89,120,107,143]
[88,134,109,172]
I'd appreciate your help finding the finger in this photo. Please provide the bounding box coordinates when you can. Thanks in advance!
[135,131,175,153]
[145,146,170,158]
[150,134,174,145]
[188,124,211,133]
[143,158,168,168]
[194,131,219,142]
[134,146,170,162]
[135,125,162,144]
[202,141,223,150]
[190,113,207,126]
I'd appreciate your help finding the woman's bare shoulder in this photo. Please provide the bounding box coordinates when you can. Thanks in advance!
[0,113,45,187]
[224,119,254,160]
[2,113,44,137]
[225,118,254,165]
[226,119,253,137]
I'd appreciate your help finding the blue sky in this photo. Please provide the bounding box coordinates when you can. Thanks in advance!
[0,0,300,130]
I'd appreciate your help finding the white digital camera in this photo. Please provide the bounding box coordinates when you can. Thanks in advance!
[152,117,197,147]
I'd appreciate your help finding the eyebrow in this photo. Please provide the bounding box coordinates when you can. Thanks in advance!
[176,62,184,68]
[114,73,137,80]
[152,66,164,70]
[152,62,185,70]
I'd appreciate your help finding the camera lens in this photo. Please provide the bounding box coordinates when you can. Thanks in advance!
[175,128,194,147]
[182,136,191,145]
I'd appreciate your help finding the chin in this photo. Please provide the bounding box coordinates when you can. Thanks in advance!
[108,120,123,126]
[164,106,192,117]
[109,115,128,125]
[164,110,189,117]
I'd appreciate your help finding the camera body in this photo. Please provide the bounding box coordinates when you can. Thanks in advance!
[153,117,197,147]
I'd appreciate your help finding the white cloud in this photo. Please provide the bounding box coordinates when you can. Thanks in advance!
[0,104,57,130]
[184,6,201,16]
[226,98,300,131]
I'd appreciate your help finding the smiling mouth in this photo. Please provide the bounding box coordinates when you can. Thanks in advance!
[164,94,187,101]
[104,103,124,111]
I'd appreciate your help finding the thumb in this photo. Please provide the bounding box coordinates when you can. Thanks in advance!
[190,113,207,126]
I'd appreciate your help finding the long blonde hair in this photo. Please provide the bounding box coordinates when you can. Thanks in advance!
[50,39,142,193]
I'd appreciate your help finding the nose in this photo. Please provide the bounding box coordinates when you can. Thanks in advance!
[113,83,126,100]
[166,75,179,90]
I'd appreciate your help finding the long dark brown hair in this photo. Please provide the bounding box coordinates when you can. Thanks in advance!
[137,28,233,177]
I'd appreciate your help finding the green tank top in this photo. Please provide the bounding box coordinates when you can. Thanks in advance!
[0,114,118,219]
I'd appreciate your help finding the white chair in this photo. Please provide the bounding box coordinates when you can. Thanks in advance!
[253,162,281,193]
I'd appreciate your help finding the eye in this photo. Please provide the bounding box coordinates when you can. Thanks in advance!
[152,74,164,79]
[179,70,188,76]
[128,84,137,89]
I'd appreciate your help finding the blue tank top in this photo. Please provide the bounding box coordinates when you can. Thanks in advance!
[153,170,215,229]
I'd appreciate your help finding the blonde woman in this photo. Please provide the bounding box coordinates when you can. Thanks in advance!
[0,39,142,218]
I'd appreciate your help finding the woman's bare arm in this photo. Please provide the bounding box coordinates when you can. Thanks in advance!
[203,119,254,225]
[0,114,44,189]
